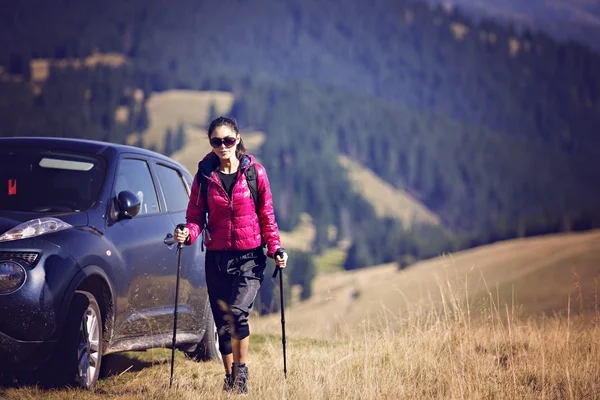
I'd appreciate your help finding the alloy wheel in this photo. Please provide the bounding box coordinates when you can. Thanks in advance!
[76,305,101,388]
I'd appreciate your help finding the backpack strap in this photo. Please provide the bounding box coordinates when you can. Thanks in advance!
[244,164,259,215]
[200,174,209,218]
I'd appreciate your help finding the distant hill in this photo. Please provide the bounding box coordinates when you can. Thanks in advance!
[157,90,441,250]
[255,229,600,339]
[422,0,600,51]
[2,0,600,269]
[148,89,442,230]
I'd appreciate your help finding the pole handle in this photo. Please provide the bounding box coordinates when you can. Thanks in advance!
[272,248,286,278]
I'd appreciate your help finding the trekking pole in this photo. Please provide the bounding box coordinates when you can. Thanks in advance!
[272,265,287,378]
[169,224,186,389]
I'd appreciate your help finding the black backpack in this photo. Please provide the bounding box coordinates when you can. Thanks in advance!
[197,164,259,250]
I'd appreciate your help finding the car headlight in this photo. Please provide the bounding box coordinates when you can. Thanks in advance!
[0,218,73,242]
[0,261,26,294]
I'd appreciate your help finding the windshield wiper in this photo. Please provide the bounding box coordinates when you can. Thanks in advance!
[32,206,79,213]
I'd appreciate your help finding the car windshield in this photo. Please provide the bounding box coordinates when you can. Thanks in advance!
[0,147,107,213]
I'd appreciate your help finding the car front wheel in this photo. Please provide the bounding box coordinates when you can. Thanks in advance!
[75,291,103,389]
[39,290,103,389]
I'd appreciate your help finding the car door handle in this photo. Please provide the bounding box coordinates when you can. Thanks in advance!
[164,233,176,246]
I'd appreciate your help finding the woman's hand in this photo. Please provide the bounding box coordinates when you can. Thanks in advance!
[275,250,288,268]
[174,225,189,244]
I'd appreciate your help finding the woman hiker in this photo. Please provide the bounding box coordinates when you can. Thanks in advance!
[174,116,288,394]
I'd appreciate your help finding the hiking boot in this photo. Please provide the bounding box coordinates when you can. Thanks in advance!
[232,363,249,395]
[223,373,234,391]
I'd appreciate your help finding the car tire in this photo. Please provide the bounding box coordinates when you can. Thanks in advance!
[38,291,103,389]
[184,308,220,362]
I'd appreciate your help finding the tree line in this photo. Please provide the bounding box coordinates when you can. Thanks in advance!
[1,0,600,305]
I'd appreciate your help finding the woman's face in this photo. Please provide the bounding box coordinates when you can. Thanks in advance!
[209,125,239,162]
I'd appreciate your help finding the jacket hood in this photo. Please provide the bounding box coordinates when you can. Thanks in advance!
[198,152,256,178]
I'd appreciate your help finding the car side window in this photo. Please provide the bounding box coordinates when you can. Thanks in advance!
[156,164,189,212]
[114,158,160,215]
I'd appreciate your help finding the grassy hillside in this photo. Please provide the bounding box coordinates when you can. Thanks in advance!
[145,90,441,227]
[3,263,599,398]
[126,90,235,152]
[255,229,600,339]
[3,222,600,399]
[142,89,444,256]
[339,155,440,228]
[3,319,599,399]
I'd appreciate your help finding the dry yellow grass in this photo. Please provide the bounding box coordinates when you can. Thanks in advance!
[2,231,600,398]
[2,277,599,399]
[255,229,600,340]
[338,155,440,228]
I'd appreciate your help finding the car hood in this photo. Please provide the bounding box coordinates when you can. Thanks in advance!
[0,211,88,235]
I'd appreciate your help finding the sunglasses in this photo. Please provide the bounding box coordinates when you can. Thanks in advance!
[209,136,237,148]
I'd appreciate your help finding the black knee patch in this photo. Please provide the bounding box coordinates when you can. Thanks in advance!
[217,324,232,355]
[232,324,250,340]
[230,306,250,340]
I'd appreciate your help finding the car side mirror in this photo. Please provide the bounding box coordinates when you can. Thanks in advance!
[116,190,141,219]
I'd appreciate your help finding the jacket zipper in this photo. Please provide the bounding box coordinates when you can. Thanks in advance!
[209,170,238,247]
[206,165,249,248]
[229,169,245,247]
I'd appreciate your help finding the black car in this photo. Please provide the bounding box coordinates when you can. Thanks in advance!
[0,137,218,389]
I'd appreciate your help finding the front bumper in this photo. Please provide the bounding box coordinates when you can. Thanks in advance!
[0,237,80,368]
[0,331,56,370]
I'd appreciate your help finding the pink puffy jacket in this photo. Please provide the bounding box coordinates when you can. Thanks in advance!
[185,152,282,258]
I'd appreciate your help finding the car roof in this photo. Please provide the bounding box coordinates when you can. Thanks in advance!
[0,136,187,170]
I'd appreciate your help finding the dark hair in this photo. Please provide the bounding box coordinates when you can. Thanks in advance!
[207,116,246,159]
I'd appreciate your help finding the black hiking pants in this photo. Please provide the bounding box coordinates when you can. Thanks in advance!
[205,246,267,355]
